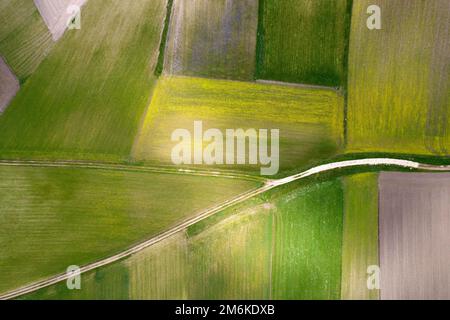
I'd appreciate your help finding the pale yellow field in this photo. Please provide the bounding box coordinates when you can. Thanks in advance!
[133,76,344,176]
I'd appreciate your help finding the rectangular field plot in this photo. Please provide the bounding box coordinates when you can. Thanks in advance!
[0,57,19,113]
[21,178,344,300]
[0,0,54,81]
[347,0,450,155]
[186,207,273,300]
[271,180,343,299]
[164,0,258,80]
[341,173,379,300]
[0,0,167,162]
[0,165,259,295]
[379,172,450,300]
[256,0,351,87]
[133,76,344,177]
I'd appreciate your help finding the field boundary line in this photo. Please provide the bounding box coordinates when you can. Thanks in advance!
[0,159,266,183]
[255,79,339,91]
[1,158,449,299]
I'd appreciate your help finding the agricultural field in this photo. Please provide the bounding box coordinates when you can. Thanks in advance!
[0,164,259,295]
[271,179,343,299]
[256,0,352,87]
[340,173,379,300]
[0,0,168,162]
[0,57,19,113]
[0,0,54,82]
[18,256,132,300]
[379,172,450,300]
[21,177,344,300]
[164,0,259,80]
[132,76,344,177]
[347,0,450,156]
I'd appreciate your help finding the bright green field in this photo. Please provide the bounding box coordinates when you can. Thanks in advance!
[133,76,344,177]
[22,177,344,300]
[164,0,258,80]
[0,0,167,162]
[256,0,352,87]
[272,180,343,299]
[347,0,450,155]
[0,0,54,82]
[340,173,379,300]
[0,165,259,294]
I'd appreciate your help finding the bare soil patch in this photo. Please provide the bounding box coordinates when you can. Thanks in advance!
[379,172,450,299]
[34,0,87,41]
[0,57,19,113]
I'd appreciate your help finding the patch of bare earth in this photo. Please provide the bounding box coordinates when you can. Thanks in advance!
[379,172,450,299]
[0,57,19,113]
[33,0,87,41]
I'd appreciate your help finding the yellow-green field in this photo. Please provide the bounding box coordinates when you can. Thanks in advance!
[340,173,379,300]
[0,0,54,82]
[347,0,450,155]
[0,165,259,294]
[133,76,344,177]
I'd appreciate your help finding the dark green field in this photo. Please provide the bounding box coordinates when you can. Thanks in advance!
[256,0,352,87]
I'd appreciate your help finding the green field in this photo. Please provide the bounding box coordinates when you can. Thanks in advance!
[0,165,259,294]
[188,204,273,299]
[347,0,450,155]
[133,76,344,177]
[164,0,258,80]
[22,177,344,300]
[256,0,351,87]
[0,0,167,162]
[0,0,54,82]
[272,179,343,299]
[18,256,132,300]
[340,173,379,300]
